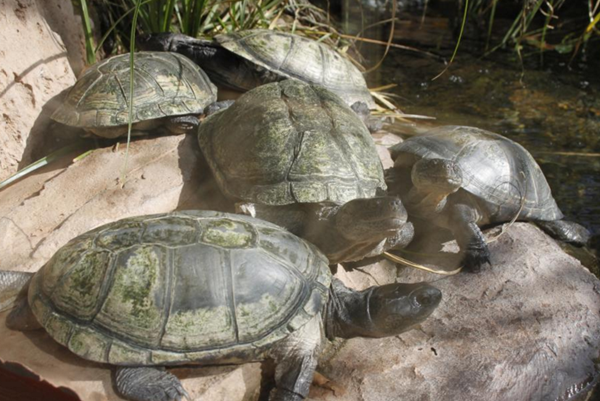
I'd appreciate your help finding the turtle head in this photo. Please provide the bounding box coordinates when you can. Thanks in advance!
[137,33,185,52]
[137,33,216,57]
[411,158,462,195]
[326,279,441,339]
[365,282,441,337]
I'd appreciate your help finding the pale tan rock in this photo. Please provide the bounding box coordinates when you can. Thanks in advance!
[0,158,598,400]
[372,130,402,169]
[38,0,87,76]
[0,134,223,274]
[335,259,398,290]
[0,0,79,182]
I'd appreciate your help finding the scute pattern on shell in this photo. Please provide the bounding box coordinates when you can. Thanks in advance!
[393,126,563,221]
[217,29,375,108]
[28,211,330,366]
[198,80,386,206]
[51,52,217,127]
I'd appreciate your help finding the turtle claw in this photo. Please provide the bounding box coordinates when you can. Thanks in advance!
[115,367,189,401]
[463,246,492,273]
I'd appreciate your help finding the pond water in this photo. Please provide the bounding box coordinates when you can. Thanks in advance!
[345,5,600,251]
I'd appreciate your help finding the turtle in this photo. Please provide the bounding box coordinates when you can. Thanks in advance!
[1,210,442,401]
[197,79,414,264]
[138,29,376,109]
[386,125,590,272]
[51,51,227,139]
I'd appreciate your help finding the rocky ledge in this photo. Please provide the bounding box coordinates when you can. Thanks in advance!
[315,223,600,401]
[1,198,599,400]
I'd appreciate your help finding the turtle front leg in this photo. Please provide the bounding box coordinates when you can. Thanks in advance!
[448,203,491,273]
[269,316,323,401]
[114,367,189,401]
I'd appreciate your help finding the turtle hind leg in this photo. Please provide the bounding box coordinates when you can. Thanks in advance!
[0,271,33,312]
[535,220,590,245]
[114,367,189,401]
[6,296,42,331]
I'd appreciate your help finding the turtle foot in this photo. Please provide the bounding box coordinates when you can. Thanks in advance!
[535,220,590,245]
[462,245,491,273]
[115,367,190,401]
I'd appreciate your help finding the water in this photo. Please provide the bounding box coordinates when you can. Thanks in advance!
[343,5,600,245]
[379,52,600,237]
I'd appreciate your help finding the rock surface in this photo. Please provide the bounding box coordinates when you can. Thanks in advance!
[315,223,600,401]
[0,134,224,274]
[1,186,599,401]
[0,0,82,182]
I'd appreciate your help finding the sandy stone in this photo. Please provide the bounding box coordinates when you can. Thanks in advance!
[372,130,402,169]
[0,134,225,274]
[38,0,87,76]
[0,0,80,182]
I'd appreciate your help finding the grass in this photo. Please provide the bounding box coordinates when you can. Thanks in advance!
[464,0,600,61]
[77,0,325,58]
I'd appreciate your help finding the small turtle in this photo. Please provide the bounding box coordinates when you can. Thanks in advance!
[51,52,225,139]
[387,125,590,272]
[139,29,376,109]
[1,210,441,401]
[198,79,413,264]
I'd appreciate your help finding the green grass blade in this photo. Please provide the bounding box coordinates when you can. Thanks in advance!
[120,0,143,186]
[432,0,469,80]
[80,0,97,64]
[0,142,86,191]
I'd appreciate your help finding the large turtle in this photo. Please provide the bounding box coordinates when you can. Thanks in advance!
[387,125,590,272]
[198,79,413,264]
[1,210,441,401]
[138,29,376,109]
[51,52,223,139]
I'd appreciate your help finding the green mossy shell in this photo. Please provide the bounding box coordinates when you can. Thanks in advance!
[28,211,330,366]
[391,126,563,221]
[51,52,217,128]
[198,80,386,206]
[216,29,375,108]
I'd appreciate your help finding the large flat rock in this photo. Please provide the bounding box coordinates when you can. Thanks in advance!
[315,223,600,401]
[0,135,223,274]
[1,217,598,400]
[0,0,81,181]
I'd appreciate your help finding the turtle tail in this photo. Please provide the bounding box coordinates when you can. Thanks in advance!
[535,220,590,246]
[0,271,33,312]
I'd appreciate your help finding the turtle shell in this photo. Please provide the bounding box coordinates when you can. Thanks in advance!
[198,80,386,206]
[51,52,217,128]
[28,210,330,366]
[216,29,375,108]
[391,126,563,221]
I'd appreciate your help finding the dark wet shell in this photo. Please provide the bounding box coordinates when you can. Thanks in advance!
[216,29,375,108]
[28,211,330,366]
[198,80,386,206]
[391,126,563,221]
[51,52,217,128]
